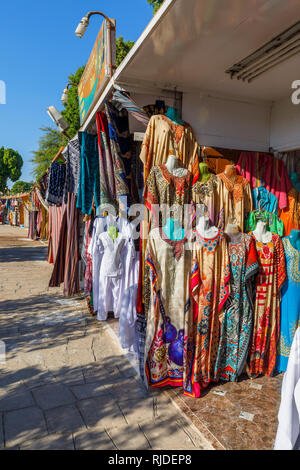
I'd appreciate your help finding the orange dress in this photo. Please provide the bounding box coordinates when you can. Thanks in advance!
[279,188,300,236]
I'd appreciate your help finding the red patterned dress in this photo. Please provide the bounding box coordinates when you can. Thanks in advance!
[249,234,286,376]
[185,229,230,397]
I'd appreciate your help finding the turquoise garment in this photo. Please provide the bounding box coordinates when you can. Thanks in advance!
[290,172,300,192]
[76,132,100,215]
[276,237,300,372]
[245,210,284,236]
[252,186,278,214]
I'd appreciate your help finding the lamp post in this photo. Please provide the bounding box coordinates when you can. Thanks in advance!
[75,11,115,77]
[47,106,70,140]
[61,82,77,105]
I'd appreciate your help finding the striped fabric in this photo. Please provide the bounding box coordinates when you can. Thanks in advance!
[47,205,64,264]
[112,90,150,127]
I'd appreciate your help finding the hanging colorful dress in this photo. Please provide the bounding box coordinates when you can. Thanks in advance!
[249,234,286,376]
[279,188,300,236]
[214,234,259,382]
[140,114,200,183]
[236,152,292,210]
[185,229,230,397]
[245,210,284,236]
[251,186,278,213]
[217,172,253,232]
[276,237,300,373]
[192,174,223,228]
[143,165,194,227]
[144,227,191,390]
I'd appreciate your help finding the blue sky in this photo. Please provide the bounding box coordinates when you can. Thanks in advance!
[0,0,153,185]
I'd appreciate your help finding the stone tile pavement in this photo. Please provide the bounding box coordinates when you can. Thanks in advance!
[0,225,213,450]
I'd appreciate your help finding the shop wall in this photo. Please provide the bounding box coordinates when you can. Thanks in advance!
[182,92,272,152]
[270,96,300,151]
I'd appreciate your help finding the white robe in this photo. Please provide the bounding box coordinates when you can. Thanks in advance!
[274,327,300,450]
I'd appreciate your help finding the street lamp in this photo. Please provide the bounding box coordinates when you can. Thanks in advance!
[61,82,77,105]
[75,11,114,38]
[75,11,116,77]
[47,105,70,140]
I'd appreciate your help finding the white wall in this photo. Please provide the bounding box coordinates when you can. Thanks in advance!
[182,92,272,152]
[270,96,300,151]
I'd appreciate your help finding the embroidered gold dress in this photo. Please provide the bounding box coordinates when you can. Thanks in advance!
[186,229,230,397]
[249,234,286,376]
[192,174,223,228]
[144,227,192,390]
[217,172,253,232]
[140,115,199,183]
[144,165,194,227]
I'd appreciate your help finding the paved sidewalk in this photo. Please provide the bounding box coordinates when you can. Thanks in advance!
[0,225,213,450]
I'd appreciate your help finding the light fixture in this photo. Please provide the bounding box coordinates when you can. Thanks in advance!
[75,11,114,38]
[61,82,77,104]
[47,106,70,139]
[226,20,300,83]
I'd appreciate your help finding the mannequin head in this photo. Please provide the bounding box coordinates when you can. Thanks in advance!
[224,164,237,178]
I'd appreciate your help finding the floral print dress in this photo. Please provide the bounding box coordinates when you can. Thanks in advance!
[214,234,259,382]
[185,229,230,397]
[249,234,286,376]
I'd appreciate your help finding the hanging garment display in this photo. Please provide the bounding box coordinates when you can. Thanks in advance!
[217,172,253,232]
[279,188,300,236]
[274,327,300,450]
[96,111,117,209]
[88,215,136,320]
[140,114,200,183]
[46,161,66,206]
[63,135,81,201]
[245,210,284,236]
[76,131,100,216]
[144,227,191,390]
[275,150,300,177]
[249,234,286,376]
[185,229,230,397]
[112,90,150,128]
[213,234,259,382]
[276,237,300,373]
[192,174,222,228]
[236,152,292,209]
[144,165,194,222]
[251,186,278,214]
[47,205,64,263]
[104,102,131,204]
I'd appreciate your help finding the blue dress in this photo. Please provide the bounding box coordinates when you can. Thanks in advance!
[276,237,300,372]
[252,186,278,213]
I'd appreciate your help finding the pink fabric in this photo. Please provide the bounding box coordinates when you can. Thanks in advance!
[236,152,292,209]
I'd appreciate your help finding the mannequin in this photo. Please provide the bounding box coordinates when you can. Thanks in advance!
[224,164,237,181]
[162,217,185,241]
[225,218,241,242]
[108,226,118,241]
[196,215,219,239]
[164,106,184,125]
[252,220,273,244]
[198,162,211,183]
[288,229,300,250]
[165,154,188,177]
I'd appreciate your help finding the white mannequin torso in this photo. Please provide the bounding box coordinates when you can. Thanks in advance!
[196,216,219,239]
[165,154,188,177]
[253,221,272,244]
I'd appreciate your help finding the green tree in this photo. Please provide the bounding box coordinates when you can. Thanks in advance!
[31,127,66,181]
[116,36,135,67]
[147,0,165,13]
[61,66,85,139]
[10,180,34,195]
[0,147,23,193]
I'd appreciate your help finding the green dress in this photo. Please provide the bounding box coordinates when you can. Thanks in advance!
[245,210,284,236]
